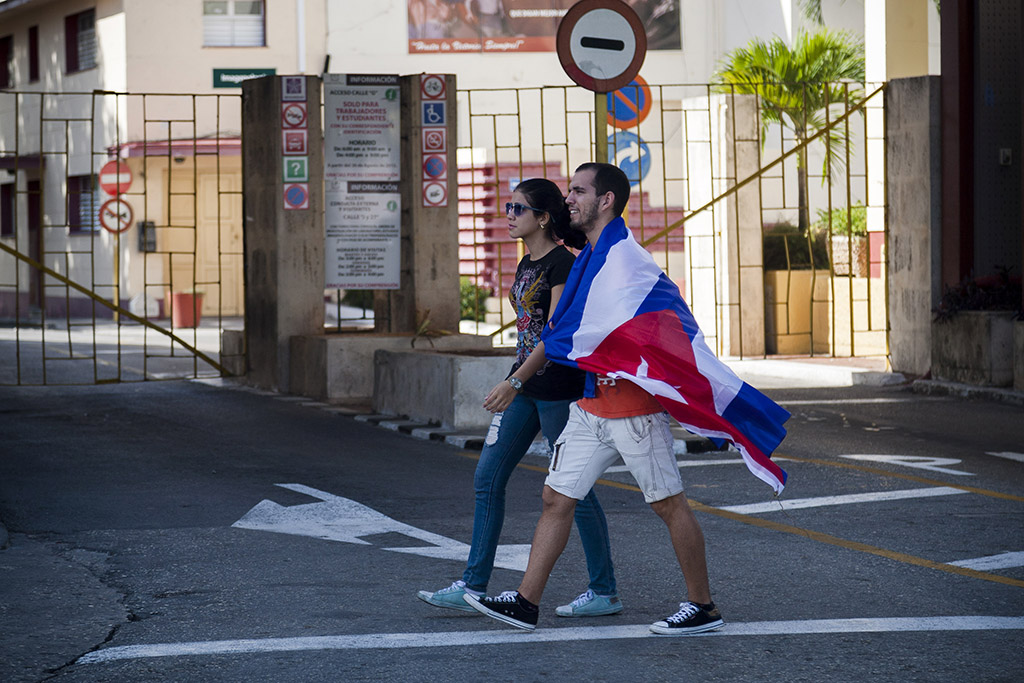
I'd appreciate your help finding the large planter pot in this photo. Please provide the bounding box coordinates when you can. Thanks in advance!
[764,269,831,354]
[932,310,1015,387]
[830,235,869,277]
[171,292,205,328]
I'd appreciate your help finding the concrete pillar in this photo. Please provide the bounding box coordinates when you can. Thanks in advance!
[374,74,460,334]
[241,75,325,392]
[722,93,765,357]
[886,76,941,377]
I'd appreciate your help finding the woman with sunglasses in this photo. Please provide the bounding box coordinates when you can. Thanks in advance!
[417,178,621,619]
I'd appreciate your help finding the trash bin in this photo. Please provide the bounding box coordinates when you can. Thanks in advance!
[171,291,205,328]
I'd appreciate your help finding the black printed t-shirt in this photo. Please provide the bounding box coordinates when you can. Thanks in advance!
[507,245,585,401]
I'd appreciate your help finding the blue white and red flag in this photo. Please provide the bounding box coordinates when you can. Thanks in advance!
[542,218,790,493]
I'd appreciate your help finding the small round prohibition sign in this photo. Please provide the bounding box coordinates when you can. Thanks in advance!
[99,198,134,234]
[421,75,446,99]
[285,185,308,206]
[556,0,647,93]
[423,155,446,178]
[282,102,307,128]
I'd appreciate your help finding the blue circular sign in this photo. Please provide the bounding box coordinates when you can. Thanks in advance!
[423,155,446,179]
[285,184,308,207]
[608,131,650,187]
[607,77,651,130]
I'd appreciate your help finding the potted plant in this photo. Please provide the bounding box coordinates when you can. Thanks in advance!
[932,268,1023,387]
[762,222,831,353]
[814,204,867,276]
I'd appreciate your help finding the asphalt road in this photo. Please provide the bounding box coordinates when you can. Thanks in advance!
[1,378,1022,682]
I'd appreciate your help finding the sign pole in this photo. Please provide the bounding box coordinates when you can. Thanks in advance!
[595,92,608,164]
[556,0,647,165]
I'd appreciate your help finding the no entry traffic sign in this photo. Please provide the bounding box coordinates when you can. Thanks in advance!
[99,160,133,196]
[99,197,134,234]
[556,0,647,93]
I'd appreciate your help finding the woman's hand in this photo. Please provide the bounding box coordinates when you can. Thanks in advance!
[483,380,518,414]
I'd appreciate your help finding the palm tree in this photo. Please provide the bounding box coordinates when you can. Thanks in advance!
[713,30,865,232]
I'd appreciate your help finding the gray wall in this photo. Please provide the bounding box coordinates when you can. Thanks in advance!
[886,76,942,377]
[242,75,325,392]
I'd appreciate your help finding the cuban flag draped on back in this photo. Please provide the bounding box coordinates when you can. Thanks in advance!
[542,218,790,494]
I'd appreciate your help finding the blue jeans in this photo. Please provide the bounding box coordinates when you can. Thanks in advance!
[462,394,617,595]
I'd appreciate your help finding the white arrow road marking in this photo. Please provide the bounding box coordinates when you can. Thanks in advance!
[720,487,969,515]
[232,484,529,571]
[986,451,1024,463]
[76,616,1024,664]
[949,551,1024,571]
[841,454,974,476]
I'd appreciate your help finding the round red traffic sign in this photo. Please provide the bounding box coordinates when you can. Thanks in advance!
[422,181,447,207]
[281,102,308,129]
[420,74,446,100]
[556,0,647,93]
[99,160,133,196]
[99,197,134,234]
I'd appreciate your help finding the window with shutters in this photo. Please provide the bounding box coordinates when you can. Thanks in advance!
[0,35,12,89]
[68,175,100,233]
[1,183,14,237]
[29,26,39,83]
[65,9,97,74]
[203,1,266,47]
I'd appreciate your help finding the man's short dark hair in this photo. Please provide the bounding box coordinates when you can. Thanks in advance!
[575,162,630,217]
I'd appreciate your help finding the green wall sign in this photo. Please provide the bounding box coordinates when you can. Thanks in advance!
[213,68,276,88]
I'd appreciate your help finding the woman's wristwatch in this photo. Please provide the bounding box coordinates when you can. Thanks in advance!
[506,377,523,392]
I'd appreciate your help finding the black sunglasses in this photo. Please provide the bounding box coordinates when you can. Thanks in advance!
[505,202,542,217]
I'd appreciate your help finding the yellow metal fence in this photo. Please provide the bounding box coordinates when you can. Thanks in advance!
[455,80,889,360]
[1,79,888,385]
[0,90,242,385]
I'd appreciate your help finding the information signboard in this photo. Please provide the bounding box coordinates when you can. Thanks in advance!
[325,182,401,289]
[323,75,402,289]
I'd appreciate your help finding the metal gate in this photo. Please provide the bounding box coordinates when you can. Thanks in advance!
[0,90,243,385]
[455,80,889,360]
[1,79,889,385]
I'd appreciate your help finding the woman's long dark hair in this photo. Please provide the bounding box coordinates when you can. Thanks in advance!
[514,178,587,250]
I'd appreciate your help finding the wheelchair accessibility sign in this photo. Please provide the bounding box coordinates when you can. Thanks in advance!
[422,102,446,126]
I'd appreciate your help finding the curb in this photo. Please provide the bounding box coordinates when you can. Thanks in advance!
[725,359,906,388]
[194,377,733,455]
[911,379,1024,407]
[353,411,720,454]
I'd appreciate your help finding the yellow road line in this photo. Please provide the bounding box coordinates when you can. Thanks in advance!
[776,453,1024,503]
[460,452,1024,590]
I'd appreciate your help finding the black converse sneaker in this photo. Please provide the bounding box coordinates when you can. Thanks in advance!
[649,601,724,635]
[463,591,538,631]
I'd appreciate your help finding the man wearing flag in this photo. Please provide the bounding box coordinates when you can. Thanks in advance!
[464,163,790,634]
